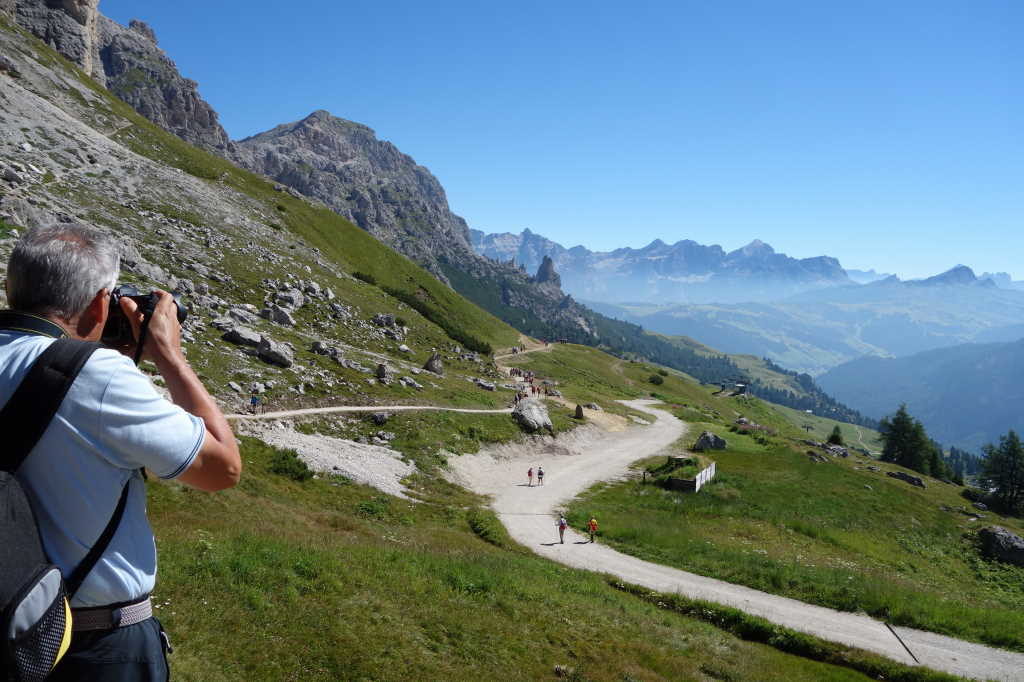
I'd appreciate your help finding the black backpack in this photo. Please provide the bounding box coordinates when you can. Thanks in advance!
[1,338,130,682]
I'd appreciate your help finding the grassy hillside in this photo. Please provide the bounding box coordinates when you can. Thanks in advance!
[771,403,883,454]
[144,436,937,681]
[506,345,1024,652]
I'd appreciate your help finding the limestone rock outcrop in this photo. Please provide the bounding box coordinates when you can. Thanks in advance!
[513,398,553,433]
[15,0,102,82]
[423,352,444,376]
[12,1,233,153]
[535,255,561,288]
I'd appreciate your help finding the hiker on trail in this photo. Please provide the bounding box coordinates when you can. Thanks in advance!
[0,223,241,681]
[249,392,260,414]
[587,517,599,543]
[537,466,545,485]
[557,516,568,544]
[527,467,533,486]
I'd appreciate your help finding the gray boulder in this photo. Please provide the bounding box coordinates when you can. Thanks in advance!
[257,336,293,368]
[375,363,393,382]
[692,431,727,451]
[222,326,261,348]
[3,166,26,184]
[423,352,444,376]
[513,398,553,433]
[0,54,21,78]
[475,379,496,391]
[371,313,396,327]
[262,304,295,326]
[227,307,258,325]
[978,526,1024,567]
[276,288,306,308]
[584,402,602,412]
[886,471,926,488]
[399,376,423,389]
[371,412,390,426]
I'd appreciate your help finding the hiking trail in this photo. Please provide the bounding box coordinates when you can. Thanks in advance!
[447,399,1024,681]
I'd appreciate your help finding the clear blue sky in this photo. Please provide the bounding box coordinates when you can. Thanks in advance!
[101,0,1022,279]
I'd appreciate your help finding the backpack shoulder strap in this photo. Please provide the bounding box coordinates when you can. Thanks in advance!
[0,338,101,474]
[65,479,131,599]
[0,337,130,599]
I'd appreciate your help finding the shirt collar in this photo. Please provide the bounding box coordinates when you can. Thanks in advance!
[0,310,69,339]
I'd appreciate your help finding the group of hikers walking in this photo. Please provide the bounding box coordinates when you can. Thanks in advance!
[556,515,599,544]
[510,366,559,405]
[525,467,597,544]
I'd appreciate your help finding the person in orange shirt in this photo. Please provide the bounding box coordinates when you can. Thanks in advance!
[587,517,598,543]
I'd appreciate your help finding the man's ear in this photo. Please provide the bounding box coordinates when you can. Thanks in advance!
[77,289,109,341]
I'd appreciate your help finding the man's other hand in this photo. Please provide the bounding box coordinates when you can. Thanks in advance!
[119,290,184,367]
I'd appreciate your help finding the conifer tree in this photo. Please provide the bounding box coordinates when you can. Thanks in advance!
[827,425,844,446]
[878,404,933,474]
[980,430,1024,514]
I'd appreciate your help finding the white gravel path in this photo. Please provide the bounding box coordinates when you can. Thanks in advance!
[448,399,1024,681]
[242,421,416,499]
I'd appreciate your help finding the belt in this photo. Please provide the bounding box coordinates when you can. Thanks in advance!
[72,597,153,632]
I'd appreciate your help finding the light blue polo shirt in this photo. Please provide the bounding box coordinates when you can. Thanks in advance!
[1,331,205,608]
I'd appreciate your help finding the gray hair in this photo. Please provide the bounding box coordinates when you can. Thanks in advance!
[7,222,120,319]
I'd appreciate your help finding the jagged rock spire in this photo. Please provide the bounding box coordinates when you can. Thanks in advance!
[535,255,561,287]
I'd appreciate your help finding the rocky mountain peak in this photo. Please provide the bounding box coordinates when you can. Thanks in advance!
[11,1,232,152]
[733,239,775,258]
[535,255,561,287]
[128,18,157,43]
[918,265,977,287]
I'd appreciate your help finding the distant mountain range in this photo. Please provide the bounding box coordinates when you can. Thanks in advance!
[471,229,851,304]
[591,266,1024,375]
[471,228,1024,304]
[818,338,1024,451]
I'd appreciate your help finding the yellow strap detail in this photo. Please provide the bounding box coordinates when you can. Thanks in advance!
[52,598,73,670]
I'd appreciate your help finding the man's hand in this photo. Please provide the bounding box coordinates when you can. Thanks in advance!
[119,290,184,368]
[119,290,242,491]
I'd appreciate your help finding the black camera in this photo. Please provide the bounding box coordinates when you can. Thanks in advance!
[101,284,187,349]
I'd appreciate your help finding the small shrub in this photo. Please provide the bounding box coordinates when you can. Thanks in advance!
[466,508,513,549]
[268,449,313,482]
[356,496,390,519]
[648,374,664,386]
[353,271,378,285]
[657,369,668,376]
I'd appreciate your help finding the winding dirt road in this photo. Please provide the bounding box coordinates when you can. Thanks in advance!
[449,400,1024,681]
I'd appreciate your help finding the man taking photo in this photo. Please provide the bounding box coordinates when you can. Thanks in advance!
[1,222,241,680]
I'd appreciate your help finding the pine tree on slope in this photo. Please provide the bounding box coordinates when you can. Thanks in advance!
[879,404,934,475]
[979,430,1024,514]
